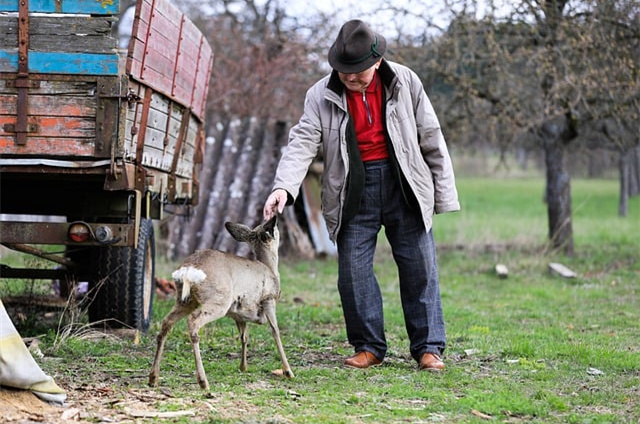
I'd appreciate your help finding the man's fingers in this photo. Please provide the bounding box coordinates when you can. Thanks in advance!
[277,197,285,213]
[263,190,287,220]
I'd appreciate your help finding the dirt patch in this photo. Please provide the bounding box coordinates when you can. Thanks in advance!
[1,382,248,423]
[1,389,63,423]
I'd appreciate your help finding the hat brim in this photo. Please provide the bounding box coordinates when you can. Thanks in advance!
[328,34,387,74]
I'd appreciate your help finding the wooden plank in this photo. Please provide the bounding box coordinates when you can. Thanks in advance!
[1,16,116,52]
[0,0,119,15]
[125,0,213,120]
[125,0,152,71]
[0,134,95,155]
[0,94,96,116]
[193,41,213,119]
[0,51,118,75]
[31,52,118,75]
[177,121,198,176]
[172,17,198,106]
[122,96,198,179]
[143,33,178,79]
[0,78,97,95]
[0,115,95,137]
[129,60,171,96]
[138,11,180,91]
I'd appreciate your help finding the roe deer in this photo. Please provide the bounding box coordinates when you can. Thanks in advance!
[148,216,293,390]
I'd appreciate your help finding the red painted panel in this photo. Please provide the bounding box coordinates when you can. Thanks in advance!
[0,136,96,155]
[0,95,95,117]
[124,0,213,120]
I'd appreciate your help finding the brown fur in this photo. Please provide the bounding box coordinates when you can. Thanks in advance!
[148,216,293,390]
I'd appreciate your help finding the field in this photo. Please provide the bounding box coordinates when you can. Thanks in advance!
[1,177,638,423]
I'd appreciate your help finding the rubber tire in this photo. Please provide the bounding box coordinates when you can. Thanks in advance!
[88,218,155,332]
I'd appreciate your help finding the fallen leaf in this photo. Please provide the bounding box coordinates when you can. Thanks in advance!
[587,367,604,375]
[124,407,195,418]
[471,409,493,420]
[61,408,80,421]
[287,390,302,399]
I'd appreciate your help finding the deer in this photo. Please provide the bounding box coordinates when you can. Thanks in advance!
[148,216,294,390]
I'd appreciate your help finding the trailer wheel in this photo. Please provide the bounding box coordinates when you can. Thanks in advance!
[88,219,155,332]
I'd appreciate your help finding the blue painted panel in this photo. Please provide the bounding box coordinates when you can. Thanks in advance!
[0,0,119,14]
[0,51,119,75]
[0,51,18,72]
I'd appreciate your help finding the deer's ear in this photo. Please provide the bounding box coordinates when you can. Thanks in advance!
[225,222,252,242]
[264,215,277,234]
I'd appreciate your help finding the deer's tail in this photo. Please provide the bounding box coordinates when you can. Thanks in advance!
[172,266,207,302]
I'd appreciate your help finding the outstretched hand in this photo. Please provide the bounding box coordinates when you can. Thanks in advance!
[263,189,288,220]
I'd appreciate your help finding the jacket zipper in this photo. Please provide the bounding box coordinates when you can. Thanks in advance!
[362,91,373,125]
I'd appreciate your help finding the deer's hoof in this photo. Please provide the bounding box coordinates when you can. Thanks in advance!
[271,368,294,379]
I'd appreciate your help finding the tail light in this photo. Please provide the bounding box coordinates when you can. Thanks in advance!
[68,222,91,242]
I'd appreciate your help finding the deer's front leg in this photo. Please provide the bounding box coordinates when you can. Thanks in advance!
[263,300,294,379]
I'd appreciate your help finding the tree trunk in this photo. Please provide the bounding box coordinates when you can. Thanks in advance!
[618,144,640,217]
[542,119,574,255]
[619,150,630,217]
[630,144,640,197]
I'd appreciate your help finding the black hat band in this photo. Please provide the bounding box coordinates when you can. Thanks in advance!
[337,37,382,65]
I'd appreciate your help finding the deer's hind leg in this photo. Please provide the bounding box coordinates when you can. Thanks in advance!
[149,301,197,387]
[187,308,227,390]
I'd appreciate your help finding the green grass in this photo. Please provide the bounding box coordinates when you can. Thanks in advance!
[5,177,640,423]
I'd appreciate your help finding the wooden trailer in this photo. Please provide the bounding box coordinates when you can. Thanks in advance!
[0,0,214,331]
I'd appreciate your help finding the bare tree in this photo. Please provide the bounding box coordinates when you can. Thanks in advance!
[398,0,639,254]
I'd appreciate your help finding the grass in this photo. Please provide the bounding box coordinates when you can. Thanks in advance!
[3,177,639,423]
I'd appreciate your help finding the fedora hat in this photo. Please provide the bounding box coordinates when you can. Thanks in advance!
[328,20,387,74]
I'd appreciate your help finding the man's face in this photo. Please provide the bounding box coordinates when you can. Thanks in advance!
[338,60,381,92]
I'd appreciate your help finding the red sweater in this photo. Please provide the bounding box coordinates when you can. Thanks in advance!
[345,73,388,162]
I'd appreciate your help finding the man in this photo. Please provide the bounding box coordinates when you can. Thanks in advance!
[263,19,459,371]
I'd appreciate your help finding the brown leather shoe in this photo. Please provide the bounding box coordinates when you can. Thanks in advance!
[419,353,445,371]
[344,351,382,369]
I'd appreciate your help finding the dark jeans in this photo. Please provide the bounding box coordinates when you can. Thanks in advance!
[337,159,446,363]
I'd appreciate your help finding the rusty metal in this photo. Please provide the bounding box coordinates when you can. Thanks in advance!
[0,267,69,280]
[104,162,136,191]
[2,75,40,134]
[171,14,186,98]
[127,89,142,106]
[4,79,39,89]
[139,0,157,82]
[0,221,134,247]
[190,35,205,106]
[130,84,144,137]
[2,243,75,267]
[15,0,31,145]
[96,77,125,156]
[163,100,173,149]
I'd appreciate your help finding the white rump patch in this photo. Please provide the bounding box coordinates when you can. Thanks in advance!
[172,266,207,284]
[173,266,207,302]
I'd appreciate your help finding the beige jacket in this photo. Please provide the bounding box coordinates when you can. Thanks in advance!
[272,59,460,242]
